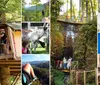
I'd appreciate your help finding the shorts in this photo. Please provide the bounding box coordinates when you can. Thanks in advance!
[22,68,33,85]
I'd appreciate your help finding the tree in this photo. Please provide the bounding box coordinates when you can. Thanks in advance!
[22,0,49,21]
[0,0,21,23]
[51,0,64,58]
[74,17,97,69]
[51,0,63,22]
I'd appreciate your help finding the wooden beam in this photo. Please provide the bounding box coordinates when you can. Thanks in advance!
[57,19,84,25]
[0,60,21,66]
[10,69,21,72]
[12,74,20,85]
[84,71,86,85]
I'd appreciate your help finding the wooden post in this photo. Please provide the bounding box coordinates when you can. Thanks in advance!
[0,66,10,85]
[84,71,86,85]
[76,71,78,85]
[95,68,98,85]
[70,70,72,83]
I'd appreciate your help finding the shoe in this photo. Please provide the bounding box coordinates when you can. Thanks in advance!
[33,76,37,81]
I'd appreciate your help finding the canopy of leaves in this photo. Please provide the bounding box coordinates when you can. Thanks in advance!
[51,0,64,59]
[51,0,63,22]
[0,0,21,23]
[51,23,64,58]
[74,17,97,69]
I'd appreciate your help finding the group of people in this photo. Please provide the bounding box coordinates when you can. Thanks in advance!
[56,57,72,70]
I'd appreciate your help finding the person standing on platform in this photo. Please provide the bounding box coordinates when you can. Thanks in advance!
[67,57,72,70]
[63,57,67,69]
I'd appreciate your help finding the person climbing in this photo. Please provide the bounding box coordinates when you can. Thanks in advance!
[22,63,37,85]
[63,57,67,69]
[59,60,63,69]
[56,60,60,69]
[67,57,72,70]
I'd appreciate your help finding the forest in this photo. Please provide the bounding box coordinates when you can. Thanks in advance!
[51,0,98,85]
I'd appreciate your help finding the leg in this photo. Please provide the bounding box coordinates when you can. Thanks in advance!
[33,42,37,53]
[23,63,35,78]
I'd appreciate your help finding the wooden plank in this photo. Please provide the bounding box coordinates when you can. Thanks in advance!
[57,19,84,25]
[12,73,20,85]
[76,71,78,85]
[10,69,21,72]
[0,60,20,62]
[62,69,70,72]
[84,71,86,85]
[0,60,21,66]
[9,66,21,69]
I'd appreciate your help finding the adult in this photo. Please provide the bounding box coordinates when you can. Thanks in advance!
[59,60,63,69]
[67,57,72,70]
[63,57,67,69]
[22,63,37,85]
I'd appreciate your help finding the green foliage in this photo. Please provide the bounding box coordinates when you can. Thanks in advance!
[10,76,15,84]
[51,68,65,85]
[0,0,21,22]
[74,17,97,69]
[86,72,96,84]
[51,0,63,22]
[22,0,49,21]
[51,22,64,58]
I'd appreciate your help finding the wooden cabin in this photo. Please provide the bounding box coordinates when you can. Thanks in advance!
[0,24,21,85]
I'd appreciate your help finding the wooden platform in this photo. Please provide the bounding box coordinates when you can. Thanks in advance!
[61,69,70,73]
[0,60,21,76]
[57,19,84,26]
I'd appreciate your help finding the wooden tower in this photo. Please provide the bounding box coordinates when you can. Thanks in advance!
[0,24,21,85]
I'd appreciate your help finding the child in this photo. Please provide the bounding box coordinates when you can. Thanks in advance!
[67,57,72,70]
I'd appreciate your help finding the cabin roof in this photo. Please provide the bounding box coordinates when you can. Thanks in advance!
[0,23,21,31]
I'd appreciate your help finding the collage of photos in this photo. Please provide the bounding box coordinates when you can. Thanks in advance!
[0,0,21,85]
[0,0,100,85]
[22,0,50,85]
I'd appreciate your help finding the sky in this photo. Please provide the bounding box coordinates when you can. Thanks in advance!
[24,0,49,5]
[22,54,50,62]
[60,0,79,15]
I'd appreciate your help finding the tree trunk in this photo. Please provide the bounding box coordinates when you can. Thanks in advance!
[90,0,94,20]
[1,13,6,24]
[70,0,72,18]
[0,66,10,85]
[81,0,84,22]
[86,0,88,22]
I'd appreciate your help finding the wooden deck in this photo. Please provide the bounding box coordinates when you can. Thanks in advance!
[0,60,21,76]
